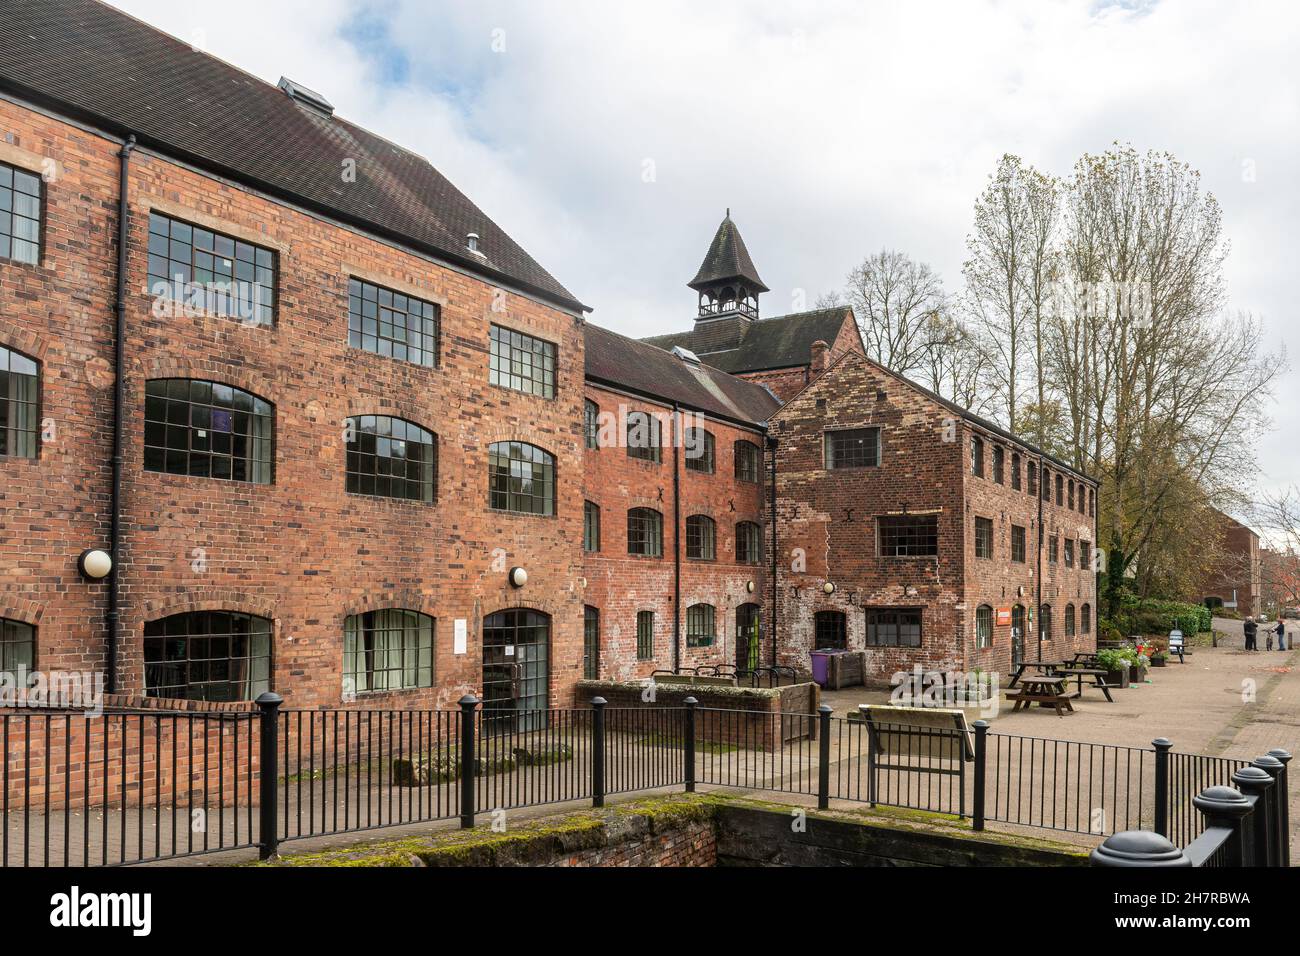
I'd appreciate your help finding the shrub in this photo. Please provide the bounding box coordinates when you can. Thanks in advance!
[1112,596,1210,636]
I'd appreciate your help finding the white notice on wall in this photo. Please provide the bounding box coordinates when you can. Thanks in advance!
[453,619,467,655]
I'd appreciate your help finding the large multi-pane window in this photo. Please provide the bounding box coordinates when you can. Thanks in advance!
[976,605,993,648]
[584,500,601,552]
[143,611,271,701]
[975,517,993,559]
[684,428,715,473]
[0,162,42,265]
[685,515,716,560]
[878,515,939,557]
[145,379,274,484]
[0,345,39,459]
[488,441,554,515]
[0,617,35,673]
[686,604,716,647]
[736,521,762,565]
[584,400,600,449]
[734,440,761,482]
[815,611,847,650]
[343,609,433,693]
[866,608,922,648]
[583,606,600,680]
[348,278,439,367]
[489,324,556,398]
[627,508,663,557]
[626,411,661,463]
[825,428,880,469]
[346,415,436,502]
[636,610,654,660]
[147,213,275,325]
[1011,525,1027,563]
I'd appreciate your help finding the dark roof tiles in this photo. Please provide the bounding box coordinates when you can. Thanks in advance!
[641,307,855,373]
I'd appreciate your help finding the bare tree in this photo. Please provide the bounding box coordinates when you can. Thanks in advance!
[841,248,946,379]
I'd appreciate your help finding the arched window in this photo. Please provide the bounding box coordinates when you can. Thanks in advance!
[344,609,433,693]
[1028,462,1038,497]
[1042,467,1052,501]
[815,610,847,650]
[1,345,39,459]
[734,440,761,483]
[1011,453,1022,491]
[584,399,600,449]
[685,427,715,473]
[992,446,1004,484]
[685,514,716,560]
[686,604,716,647]
[976,605,993,649]
[146,379,274,483]
[143,611,272,701]
[1039,604,1053,642]
[0,617,35,672]
[627,508,663,557]
[1065,604,1077,638]
[345,415,435,502]
[583,500,601,552]
[970,436,985,477]
[1068,480,1076,511]
[735,521,762,565]
[1081,604,1092,634]
[488,441,554,515]
[1056,474,1064,506]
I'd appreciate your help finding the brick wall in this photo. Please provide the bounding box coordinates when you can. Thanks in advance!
[553,819,715,866]
[581,382,767,679]
[1,96,585,711]
[769,352,1096,686]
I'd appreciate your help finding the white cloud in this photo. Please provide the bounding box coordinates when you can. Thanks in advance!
[110,0,1300,490]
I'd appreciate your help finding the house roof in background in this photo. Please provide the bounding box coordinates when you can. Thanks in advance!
[641,307,855,374]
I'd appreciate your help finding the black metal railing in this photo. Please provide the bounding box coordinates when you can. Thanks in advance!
[1,694,1289,867]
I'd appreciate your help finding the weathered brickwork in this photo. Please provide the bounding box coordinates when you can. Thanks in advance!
[581,382,767,680]
[768,352,1097,686]
[1,96,584,710]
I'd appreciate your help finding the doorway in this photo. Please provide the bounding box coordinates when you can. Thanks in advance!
[482,608,550,734]
[1011,605,1026,667]
[736,604,761,672]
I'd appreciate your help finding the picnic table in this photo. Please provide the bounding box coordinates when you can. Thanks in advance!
[1008,659,1113,702]
[1004,675,1074,717]
[1055,666,1114,702]
[1007,660,1068,687]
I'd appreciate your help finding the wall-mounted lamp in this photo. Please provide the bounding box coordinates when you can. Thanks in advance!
[904,585,918,598]
[746,580,755,593]
[509,566,528,588]
[822,581,835,595]
[78,548,112,581]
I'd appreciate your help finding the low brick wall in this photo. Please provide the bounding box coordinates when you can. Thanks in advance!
[576,679,820,752]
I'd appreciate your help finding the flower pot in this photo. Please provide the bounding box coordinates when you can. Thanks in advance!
[1151,657,1167,668]
[1103,668,1127,688]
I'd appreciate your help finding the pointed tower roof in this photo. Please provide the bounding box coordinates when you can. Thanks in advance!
[688,212,769,294]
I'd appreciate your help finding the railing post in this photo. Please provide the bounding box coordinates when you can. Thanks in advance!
[817,705,832,810]
[1254,754,1285,867]
[973,720,989,832]
[1152,737,1173,838]
[1192,785,1252,867]
[1268,749,1291,867]
[458,694,478,829]
[1232,765,1274,867]
[255,691,282,861]
[1090,830,1190,867]
[591,696,606,808]
[683,696,697,793]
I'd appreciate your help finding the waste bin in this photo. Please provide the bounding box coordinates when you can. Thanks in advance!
[809,649,847,688]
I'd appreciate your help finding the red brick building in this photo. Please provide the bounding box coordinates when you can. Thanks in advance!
[1194,509,1262,617]
[769,351,1099,685]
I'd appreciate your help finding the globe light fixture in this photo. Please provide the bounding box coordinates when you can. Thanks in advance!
[78,548,112,580]
[509,566,528,588]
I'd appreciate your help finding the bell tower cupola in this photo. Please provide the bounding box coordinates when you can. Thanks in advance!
[689,210,768,326]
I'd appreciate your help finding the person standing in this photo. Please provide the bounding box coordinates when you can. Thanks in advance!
[1244,616,1258,651]
[1277,617,1288,652]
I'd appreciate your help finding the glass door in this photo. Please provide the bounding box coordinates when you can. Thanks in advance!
[482,609,550,734]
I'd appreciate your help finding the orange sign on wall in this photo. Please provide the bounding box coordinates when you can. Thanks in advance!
[996,607,1013,627]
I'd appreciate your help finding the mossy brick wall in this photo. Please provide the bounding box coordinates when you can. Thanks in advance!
[0,96,585,712]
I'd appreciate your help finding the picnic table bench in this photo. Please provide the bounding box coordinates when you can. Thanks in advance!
[1008,659,1113,702]
[1004,675,1074,717]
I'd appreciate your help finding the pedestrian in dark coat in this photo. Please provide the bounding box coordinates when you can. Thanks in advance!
[1244,617,1258,651]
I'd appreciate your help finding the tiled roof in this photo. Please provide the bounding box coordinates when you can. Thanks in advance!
[641,307,855,373]
[688,214,768,293]
[584,323,780,427]
[0,0,586,312]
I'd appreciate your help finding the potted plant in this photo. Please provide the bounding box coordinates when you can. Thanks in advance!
[1150,650,1168,668]
[1096,649,1130,689]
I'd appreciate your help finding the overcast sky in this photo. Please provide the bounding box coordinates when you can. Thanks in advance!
[112,0,1300,496]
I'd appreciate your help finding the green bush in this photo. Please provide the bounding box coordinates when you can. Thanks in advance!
[1109,596,1210,636]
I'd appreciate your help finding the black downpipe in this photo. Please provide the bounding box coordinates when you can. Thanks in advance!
[671,403,681,673]
[107,135,136,695]
[1036,454,1045,663]
[767,435,779,668]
